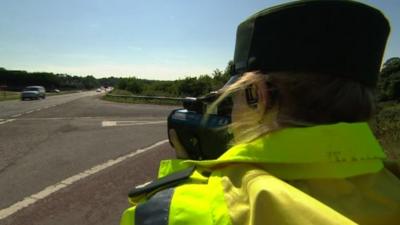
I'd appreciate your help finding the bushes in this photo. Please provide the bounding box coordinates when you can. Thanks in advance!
[0,68,100,90]
[115,66,231,97]
[371,102,400,159]
[378,57,400,101]
[372,57,400,159]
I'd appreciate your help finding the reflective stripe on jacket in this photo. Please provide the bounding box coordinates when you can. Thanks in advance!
[120,122,400,225]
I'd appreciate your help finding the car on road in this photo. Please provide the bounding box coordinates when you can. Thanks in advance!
[21,86,46,100]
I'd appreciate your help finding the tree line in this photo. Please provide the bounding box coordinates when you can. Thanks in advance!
[0,68,100,91]
[114,57,400,101]
[0,60,232,96]
[377,57,400,101]
[115,68,231,97]
[1,57,399,101]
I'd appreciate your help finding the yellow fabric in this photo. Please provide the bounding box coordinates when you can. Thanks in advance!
[120,207,135,225]
[186,123,386,179]
[219,122,385,163]
[121,122,400,225]
[169,171,232,225]
[120,169,230,225]
[220,164,400,225]
[158,159,190,178]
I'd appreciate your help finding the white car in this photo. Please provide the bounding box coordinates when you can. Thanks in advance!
[21,86,46,100]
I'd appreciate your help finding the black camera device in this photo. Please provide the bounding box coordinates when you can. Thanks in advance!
[167,92,233,160]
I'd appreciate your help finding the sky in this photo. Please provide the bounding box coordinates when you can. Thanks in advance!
[0,0,399,80]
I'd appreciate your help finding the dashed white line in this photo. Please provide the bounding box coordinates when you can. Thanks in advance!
[6,105,54,119]
[101,120,166,127]
[102,121,117,127]
[0,119,15,125]
[0,139,168,220]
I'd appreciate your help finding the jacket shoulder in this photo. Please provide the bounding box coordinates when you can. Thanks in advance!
[220,165,357,225]
[129,166,195,198]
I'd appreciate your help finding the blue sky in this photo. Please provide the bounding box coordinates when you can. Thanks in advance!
[0,0,399,80]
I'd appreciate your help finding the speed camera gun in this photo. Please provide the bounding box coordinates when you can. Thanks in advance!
[167,92,233,160]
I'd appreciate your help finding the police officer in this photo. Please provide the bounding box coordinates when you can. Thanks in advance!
[120,1,400,224]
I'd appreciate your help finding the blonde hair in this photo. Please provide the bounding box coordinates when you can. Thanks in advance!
[206,71,375,145]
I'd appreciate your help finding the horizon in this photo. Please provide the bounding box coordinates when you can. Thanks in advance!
[1,0,399,80]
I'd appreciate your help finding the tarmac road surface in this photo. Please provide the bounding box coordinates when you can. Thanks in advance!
[0,91,99,119]
[0,94,178,225]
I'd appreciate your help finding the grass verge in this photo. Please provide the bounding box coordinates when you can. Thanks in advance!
[102,94,181,105]
[0,91,20,101]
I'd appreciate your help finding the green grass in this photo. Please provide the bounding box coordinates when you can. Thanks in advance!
[108,89,132,95]
[0,91,20,101]
[102,89,182,105]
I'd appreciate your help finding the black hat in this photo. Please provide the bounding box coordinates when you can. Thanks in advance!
[232,0,390,87]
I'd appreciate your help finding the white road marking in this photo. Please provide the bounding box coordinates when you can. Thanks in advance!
[0,139,169,220]
[7,108,43,118]
[0,119,15,125]
[101,120,166,127]
[17,117,120,121]
[120,121,166,126]
[17,117,68,121]
[102,121,117,127]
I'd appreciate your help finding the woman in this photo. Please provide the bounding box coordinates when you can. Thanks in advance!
[121,1,400,224]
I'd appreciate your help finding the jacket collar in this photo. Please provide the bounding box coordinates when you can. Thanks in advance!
[186,122,386,179]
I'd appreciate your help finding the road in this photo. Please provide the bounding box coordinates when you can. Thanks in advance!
[0,91,98,119]
[0,92,178,225]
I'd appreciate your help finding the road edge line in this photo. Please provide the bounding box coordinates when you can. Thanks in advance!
[0,139,169,220]
[0,119,15,125]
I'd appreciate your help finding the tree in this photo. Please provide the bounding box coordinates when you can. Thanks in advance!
[223,60,234,78]
[378,57,400,101]
[381,57,400,78]
[82,76,99,89]
[126,78,143,94]
[117,78,128,90]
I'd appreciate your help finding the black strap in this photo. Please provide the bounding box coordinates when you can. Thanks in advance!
[128,166,195,197]
[135,188,174,225]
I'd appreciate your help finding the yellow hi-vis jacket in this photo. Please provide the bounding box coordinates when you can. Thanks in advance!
[120,122,400,225]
